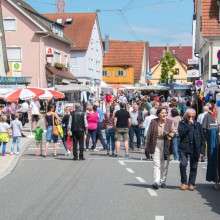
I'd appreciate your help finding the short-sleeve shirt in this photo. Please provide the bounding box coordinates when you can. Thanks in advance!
[30,101,40,115]
[0,122,10,132]
[10,120,22,137]
[115,109,130,128]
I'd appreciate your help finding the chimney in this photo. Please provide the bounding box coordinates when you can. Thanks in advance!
[179,44,182,50]
[166,43,169,52]
[105,34,109,53]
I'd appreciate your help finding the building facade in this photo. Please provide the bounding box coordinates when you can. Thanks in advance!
[2,0,76,88]
[44,13,103,84]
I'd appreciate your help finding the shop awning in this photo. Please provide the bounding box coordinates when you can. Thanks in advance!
[46,66,78,82]
[55,84,92,92]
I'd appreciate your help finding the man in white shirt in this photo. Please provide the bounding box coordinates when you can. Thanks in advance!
[30,97,40,129]
[197,106,209,125]
[118,92,127,104]
[10,102,18,120]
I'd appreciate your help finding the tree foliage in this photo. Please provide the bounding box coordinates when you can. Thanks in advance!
[159,51,176,85]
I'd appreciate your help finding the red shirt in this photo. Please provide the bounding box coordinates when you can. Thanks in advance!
[105,95,112,103]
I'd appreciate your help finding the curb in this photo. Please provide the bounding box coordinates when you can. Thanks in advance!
[0,138,34,180]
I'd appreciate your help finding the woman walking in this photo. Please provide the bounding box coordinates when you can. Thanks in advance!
[105,106,115,156]
[0,116,10,156]
[170,108,182,160]
[145,107,175,189]
[44,104,61,157]
[85,105,99,151]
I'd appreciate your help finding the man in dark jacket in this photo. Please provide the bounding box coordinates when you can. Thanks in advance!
[68,103,87,160]
[178,108,205,191]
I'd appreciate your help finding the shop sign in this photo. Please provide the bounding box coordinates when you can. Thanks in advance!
[12,62,22,77]
[46,47,54,57]
[188,59,198,65]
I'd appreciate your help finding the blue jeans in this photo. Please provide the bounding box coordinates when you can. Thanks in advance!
[140,128,145,147]
[129,126,141,149]
[86,129,97,149]
[172,136,180,160]
[0,142,7,154]
[105,128,115,152]
[11,136,21,153]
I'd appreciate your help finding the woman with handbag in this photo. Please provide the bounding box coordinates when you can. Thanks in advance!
[44,104,61,157]
[145,107,176,189]
[105,106,115,156]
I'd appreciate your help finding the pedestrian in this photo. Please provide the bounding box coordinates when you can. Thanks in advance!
[114,102,131,158]
[33,123,44,156]
[2,102,11,124]
[62,106,71,156]
[68,103,87,160]
[10,101,18,120]
[145,107,175,189]
[178,108,205,191]
[44,104,61,157]
[197,106,209,125]
[105,106,115,156]
[10,113,22,155]
[94,102,107,151]
[171,108,182,160]
[85,105,99,151]
[129,103,143,152]
[30,97,41,130]
[0,116,10,156]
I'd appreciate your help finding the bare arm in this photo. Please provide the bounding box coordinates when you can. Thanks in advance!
[114,117,117,128]
[127,118,131,128]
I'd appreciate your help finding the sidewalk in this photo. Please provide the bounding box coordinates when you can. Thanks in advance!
[0,127,33,180]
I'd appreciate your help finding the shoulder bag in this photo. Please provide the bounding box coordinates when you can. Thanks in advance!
[52,114,59,136]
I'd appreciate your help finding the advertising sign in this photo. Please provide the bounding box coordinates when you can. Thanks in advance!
[188,59,198,65]
[187,69,199,78]
[12,62,22,77]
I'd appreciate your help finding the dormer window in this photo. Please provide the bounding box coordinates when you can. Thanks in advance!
[56,18,63,24]
[65,18,73,25]
[51,24,63,37]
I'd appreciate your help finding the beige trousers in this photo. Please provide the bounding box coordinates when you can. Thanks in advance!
[153,140,169,185]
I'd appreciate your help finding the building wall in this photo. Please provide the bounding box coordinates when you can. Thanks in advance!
[70,18,103,83]
[0,35,6,76]
[150,58,188,84]
[2,0,70,88]
[102,66,134,84]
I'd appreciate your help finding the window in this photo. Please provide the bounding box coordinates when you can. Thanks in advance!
[65,18,73,25]
[54,52,61,63]
[174,68,179,75]
[64,55,68,67]
[56,18,63,24]
[70,57,77,67]
[52,25,63,37]
[3,19,16,31]
[103,70,110,76]
[115,70,126,76]
[7,47,21,61]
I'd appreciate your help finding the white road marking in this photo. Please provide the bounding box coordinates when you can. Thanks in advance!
[155,216,164,220]
[147,188,158,197]
[126,168,134,173]
[87,158,104,160]
[118,160,125,165]
[136,177,146,183]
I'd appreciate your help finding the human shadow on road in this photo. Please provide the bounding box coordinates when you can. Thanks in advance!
[124,183,179,190]
[195,183,220,215]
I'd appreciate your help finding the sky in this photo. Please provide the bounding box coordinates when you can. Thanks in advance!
[25,0,193,46]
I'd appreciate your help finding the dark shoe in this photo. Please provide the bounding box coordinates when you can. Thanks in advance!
[73,157,78,160]
[79,158,85,160]
[129,148,134,152]
[107,152,109,156]
[21,133,26,137]
[112,152,115,156]
[161,183,166,188]
[152,183,159,189]
[201,156,205,162]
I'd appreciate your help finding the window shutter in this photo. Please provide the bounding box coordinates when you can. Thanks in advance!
[115,70,118,76]
[123,70,126,76]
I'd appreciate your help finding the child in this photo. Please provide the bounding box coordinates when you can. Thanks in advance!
[10,113,22,155]
[33,124,44,156]
[0,116,10,156]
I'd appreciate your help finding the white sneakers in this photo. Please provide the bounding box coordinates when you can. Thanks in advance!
[10,152,13,155]
[11,152,20,155]
[93,149,99,152]
[66,150,71,156]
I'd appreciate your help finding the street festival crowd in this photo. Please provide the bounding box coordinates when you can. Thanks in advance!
[0,90,217,191]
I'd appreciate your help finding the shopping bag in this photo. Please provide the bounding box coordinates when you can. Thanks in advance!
[67,136,72,150]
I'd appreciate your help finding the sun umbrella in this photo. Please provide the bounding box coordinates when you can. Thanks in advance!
[4,87,45,102]
[108,84,126,89]
[39,89,65,100]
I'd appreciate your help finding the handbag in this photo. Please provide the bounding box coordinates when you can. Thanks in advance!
[52,114,59,136]
[67,136,72,150]
[101,114,107,130]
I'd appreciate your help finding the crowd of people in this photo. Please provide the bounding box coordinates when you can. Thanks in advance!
[0,89,217,191]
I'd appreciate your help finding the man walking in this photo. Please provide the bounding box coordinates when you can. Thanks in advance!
[129,104,143,152]
[68,104,87,160]
[114,103,131,158]
[178,108,205,191]
[30,97,40,130]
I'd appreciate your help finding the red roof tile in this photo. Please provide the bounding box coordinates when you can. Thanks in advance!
[44,13,97,50]
[201,0,220,36]
[149,46,192,68]
[103,40,149,81]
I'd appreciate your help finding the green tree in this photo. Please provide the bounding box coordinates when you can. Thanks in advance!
[159,51,176,85]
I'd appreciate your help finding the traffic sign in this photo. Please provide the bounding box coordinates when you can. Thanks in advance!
[217,50,220,60]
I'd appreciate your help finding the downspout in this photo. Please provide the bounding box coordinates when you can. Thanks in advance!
[203,38,213,80]
[39,34,49,88]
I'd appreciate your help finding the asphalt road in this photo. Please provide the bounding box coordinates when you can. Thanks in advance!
[0,140,220,220]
